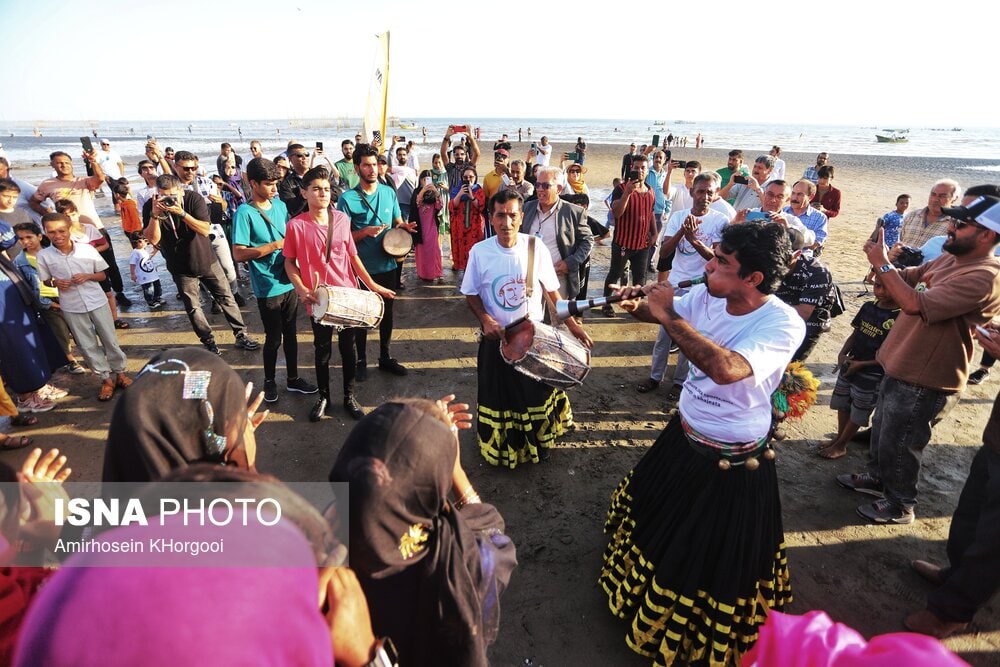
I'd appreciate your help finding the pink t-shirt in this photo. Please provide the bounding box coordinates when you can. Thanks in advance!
[283,211,359,315]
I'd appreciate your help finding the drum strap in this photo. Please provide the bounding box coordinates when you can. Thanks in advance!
[525,235,535,302]
[250,202,285,243]
[355,185,384,227]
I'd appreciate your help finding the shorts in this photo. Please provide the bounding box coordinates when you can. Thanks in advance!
[829,371,882,426]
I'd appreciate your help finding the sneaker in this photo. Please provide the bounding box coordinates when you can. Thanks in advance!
[115,292,132,308]
[37,384,68,400]
[857,498,915,525]
[234,333,260,351]
[204,340,223,356]
[355,359,368,382]
[601,305,616,318]
[378,357,408,376]
[669,342,680,354]
[150,300,165,311]
[65,361,87,375]
[851,428,872,443]
[344,394,364,420]
[968,368,990,385]
[16,394,55,413]
[309,396,328,422]
[286,377,318,395]
[263,380,279,403]
[836,472,884,497]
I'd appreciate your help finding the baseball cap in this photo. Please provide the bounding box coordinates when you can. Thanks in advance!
[494,148,509,159]
[942,196,1000,234]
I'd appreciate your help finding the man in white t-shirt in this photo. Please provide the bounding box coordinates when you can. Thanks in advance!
[638,173,733,399]
[462,189,591,468]
[601,222,804,662]
[530,135,552,167]
[769,146,786,181]
[97,139,125,179]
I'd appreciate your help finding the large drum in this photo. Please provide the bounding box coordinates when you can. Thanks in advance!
[500,319,590,389]
[312,285,384,329]
[382,227,413,258]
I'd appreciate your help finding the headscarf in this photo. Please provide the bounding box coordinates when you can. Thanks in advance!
[564,163,588,195]
[329,401,516,667]
[103,348,250,483]
[13,516,331,667]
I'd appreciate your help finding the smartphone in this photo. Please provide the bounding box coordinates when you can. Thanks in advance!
[531,142,538,150]
[399,136,405,143]
[746,211,770,221]
[871,217,884,243]
[628,169,640,182]
[567,151,578,162]
[733,175,749,185]
[316,141,323,151]
[672,160,686,169]
[452,125,469,134]
[652,134,660,147]
[422,176,433,187]
[80,136,94,153]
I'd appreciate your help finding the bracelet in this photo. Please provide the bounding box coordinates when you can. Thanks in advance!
[454,486,481,510]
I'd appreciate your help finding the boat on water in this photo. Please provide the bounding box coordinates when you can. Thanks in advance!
[876,129,909,143]
[399,121,418,130]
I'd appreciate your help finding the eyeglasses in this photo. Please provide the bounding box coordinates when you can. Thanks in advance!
[178,165,199,172]
[536,182,556,190]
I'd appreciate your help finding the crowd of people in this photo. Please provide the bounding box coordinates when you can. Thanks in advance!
[0,127,998,665]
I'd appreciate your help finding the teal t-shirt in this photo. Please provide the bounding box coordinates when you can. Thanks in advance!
[336,184,401,275]
[231,199,293,298]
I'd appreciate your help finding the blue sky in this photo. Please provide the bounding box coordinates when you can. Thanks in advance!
[3,0,993,127]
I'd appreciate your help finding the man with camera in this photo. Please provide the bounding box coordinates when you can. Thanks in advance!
[719,155,775,211]
[142,173,259,355]
[440,125,481,191]
[602,154,656,317]
[520,166,593,300]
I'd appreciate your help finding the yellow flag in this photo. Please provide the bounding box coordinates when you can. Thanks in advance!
[363,32,390,150]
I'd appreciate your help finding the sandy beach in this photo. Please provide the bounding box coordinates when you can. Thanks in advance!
[4,138,999,665]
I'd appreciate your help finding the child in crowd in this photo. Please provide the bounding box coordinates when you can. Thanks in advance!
[865,194,910,283]
[818,276,900,459]
[128,233,163,310]
[112,179,142,235]
[54,199,128,329]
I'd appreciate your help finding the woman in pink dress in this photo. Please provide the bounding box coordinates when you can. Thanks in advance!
[448,167,485,272]
[409,170,444,282]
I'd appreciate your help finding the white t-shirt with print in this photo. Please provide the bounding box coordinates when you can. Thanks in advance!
[129,247,160,285]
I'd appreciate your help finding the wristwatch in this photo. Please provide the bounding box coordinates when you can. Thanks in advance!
[365,637,399,667]
[878,263,894,273]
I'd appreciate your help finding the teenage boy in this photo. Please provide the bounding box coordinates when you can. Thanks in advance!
[232,158,318,404]
[36,213,131,401]
[283,167,394,422]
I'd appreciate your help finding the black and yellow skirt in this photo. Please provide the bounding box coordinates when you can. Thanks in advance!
[476,337,572,469]
[600,415,791,666]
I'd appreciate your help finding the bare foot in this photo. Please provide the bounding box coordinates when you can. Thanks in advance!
[817,443,848,460]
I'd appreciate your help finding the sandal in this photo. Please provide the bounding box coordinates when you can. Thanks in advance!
[10,414,39,427]
[665,385,683,403]
[114,319,130,329]
[98,379,116,401]
[636,378,660,393]
[0,433,33,450]
[115,373,133,389]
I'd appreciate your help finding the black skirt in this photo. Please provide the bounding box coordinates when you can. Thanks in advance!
[600,415,791,665]
[475,337,572,469]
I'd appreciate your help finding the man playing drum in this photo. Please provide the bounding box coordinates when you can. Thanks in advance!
[461,189,592,468]
[336,143,417,379]
[283,166,394,422]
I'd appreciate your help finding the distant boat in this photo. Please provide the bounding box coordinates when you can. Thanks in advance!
[876,130,909,143]
[399,122,418,130]
[675,120,695,124]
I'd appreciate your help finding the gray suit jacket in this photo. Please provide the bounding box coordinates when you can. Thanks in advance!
[522,199,594,298]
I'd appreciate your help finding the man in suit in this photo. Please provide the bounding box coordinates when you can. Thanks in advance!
[520,166,593,299]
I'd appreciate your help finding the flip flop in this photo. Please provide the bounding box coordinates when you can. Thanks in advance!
[114,319,130,329]
[818,446,848,460]
[10,414,39,427]
[0,434,33,450]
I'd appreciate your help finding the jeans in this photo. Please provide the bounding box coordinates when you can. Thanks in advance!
[928,445,1000,622]
[355,270,396,361]
[140,280,162,305]
[604,243,651,297]
[257,290,299,382]
[60,304,127,380]
[312,320,357,399]
[866,376,959,509]
[648,287,689,384]
[172,260,247,344]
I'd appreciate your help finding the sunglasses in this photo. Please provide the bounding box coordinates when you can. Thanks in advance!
[950,219,984,231]
[178,165,199,172]
[291,153,309,158]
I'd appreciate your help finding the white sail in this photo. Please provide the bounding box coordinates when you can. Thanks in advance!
[362,32,390,149]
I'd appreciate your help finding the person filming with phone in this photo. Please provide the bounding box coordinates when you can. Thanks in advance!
[601,154,655,317]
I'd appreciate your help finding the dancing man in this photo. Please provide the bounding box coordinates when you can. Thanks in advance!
[461,189,592,468]
[600,221,805,664]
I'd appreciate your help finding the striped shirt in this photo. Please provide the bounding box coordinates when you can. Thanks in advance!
[611,186,655,250]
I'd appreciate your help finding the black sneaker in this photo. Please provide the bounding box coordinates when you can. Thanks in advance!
[115,292,132,308]
[234,333,260,351]
[309,397,328,422]
[836,472,884,497]
[150,300,165,311]
[344,394,364,420]
[263,380,278,403]
[857,498,915,525]
[355,359,368,382]
[286,377,318,395]
[378,357,408,376]
[203,340,222,355]
[968,368,990,385]
[669,342,680,354]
